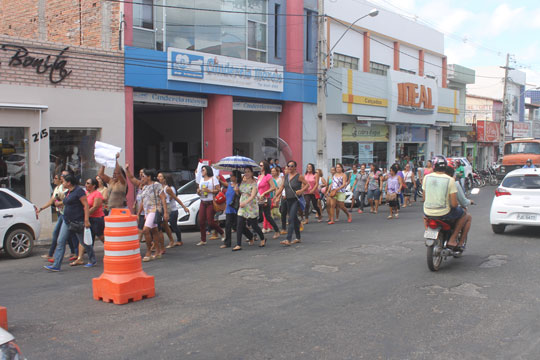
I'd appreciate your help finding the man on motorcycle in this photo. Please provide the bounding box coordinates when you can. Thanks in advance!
[422,156,468,249]
[445,166,473,249]
[523,159,536,169]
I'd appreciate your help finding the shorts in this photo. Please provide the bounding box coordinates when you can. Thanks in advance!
[144,212,159,229]
[426,206,465,221]
[333,192,346,202]
[90,217,105,237]
[403,182,413,196]
[367,189,381,200]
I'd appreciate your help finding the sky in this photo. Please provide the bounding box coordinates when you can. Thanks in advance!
[366,0,540,88]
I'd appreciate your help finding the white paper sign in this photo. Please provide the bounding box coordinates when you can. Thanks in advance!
[94,141,122,168]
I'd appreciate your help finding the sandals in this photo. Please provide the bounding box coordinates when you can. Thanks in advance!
[387,215,393,219]
[272,232,280,239]
[232,246,242,251]
[327,221,335,225]
[70,260,84,266]
[142,256,152,262]
[220,244,230,249]
[259,240,266,247]
[280,240,291,246]
[248,239,255,246]
[291,239,301,244]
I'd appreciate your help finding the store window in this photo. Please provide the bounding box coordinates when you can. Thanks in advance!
[49,128,100,183]
[0,127,28,197]
[334,53,359,70]
[369,61,390,76]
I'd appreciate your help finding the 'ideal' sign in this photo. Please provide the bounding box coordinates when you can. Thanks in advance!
[397,82,434,114]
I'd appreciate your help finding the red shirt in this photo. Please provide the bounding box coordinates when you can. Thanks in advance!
[87,190,105,218]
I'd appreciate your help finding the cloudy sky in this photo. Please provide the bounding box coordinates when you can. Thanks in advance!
[367,0,540,87]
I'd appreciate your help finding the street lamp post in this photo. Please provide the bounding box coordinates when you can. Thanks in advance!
[316,5,378,174]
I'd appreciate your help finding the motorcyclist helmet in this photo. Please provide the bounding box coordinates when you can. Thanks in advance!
[432,155,447,171]
[526,159,532,163]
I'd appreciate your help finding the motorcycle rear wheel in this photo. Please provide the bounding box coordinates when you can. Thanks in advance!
[427,235,443,271]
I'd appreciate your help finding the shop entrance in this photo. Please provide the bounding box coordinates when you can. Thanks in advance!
[134,103,202,182]
[233,110,279,163]
[0,127,28,197]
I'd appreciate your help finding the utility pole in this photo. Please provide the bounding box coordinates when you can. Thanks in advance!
[316,0,328,174]
[500,53,513,158]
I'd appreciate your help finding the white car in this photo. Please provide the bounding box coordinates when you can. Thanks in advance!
[0,327,24,359]
[5,153,26,180]
[0,188,41,258]
[489,168,540,234]
[176,179,226,227]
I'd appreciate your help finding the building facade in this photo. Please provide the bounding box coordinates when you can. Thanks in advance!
[123,0,318,181]
[0,2,125,235]
[324,0,459,169]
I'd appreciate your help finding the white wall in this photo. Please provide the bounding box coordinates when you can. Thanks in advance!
[0,84,125,236]
[303,104,318,170]
[398,44,418,73]
[233,111,278,163]
[329,21,364,62]
[325,0,444,55]
[327,116,343,162]
[370,34,393,67]
[424,52,443,81]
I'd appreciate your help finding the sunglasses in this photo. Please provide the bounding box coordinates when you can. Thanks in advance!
[287,164,295,168]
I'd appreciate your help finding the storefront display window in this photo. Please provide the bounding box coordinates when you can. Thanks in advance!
[49,128,100,182]
[342,123,388,169]
[0,127,28,197]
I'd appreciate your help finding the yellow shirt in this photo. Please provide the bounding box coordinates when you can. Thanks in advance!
[422,172,457,217]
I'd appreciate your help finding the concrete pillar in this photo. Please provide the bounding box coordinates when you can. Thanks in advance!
[442,56,448,88]
[393,41,400,71]
[427,128,437,160]
[419,50,425,77]
[280,101,303,170]
[203,95,233,163]
[286,0,304,73]
[125,87,134,208]
[363,32,371,72]
[387,124,396,167]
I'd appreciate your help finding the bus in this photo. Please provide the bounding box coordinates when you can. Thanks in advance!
[498,138,540,179]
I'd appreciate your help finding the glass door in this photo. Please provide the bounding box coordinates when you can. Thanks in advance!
[0,127,29,197]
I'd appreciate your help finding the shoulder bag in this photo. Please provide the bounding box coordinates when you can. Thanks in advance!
[152,184,164,226]
[287,175,306,211]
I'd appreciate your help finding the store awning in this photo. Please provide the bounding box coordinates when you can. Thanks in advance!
[0,103,48,111]
[451,124,473,132]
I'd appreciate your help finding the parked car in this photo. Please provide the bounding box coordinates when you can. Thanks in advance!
[0,327,24,359]
[0,188,40,258]
[490,168,540,234]
[176,179,226,227]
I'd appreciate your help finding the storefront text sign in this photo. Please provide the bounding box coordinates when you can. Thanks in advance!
[397,83,434,114]
[1,44,72,84]
[232,102,282,112]
[168,48,284,92]
[513,121,531,138]
[342,124,389,142]
[476,120,499,142]
[341,94,388,108]
[133,92,208,107]
[388,70,438,125]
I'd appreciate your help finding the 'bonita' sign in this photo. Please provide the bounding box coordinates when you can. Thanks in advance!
[167,48,284,92]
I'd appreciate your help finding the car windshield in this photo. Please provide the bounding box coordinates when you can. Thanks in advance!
[504,142,540,155]
[177,180,198,195]
[502,175,540,189]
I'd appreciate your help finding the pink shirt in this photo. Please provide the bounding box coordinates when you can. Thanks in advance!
[87,190,105,218]
[257,174,272,197]
[305,173,316,192]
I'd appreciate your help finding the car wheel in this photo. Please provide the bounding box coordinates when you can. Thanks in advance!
[491,224,506,234]
[4,228,34,258]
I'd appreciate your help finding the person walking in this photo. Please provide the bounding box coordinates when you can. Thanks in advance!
[38,174,66,260]
[402,163,416,207]
[366,164,382,214]
[316,169,327,218]
[348,164,359,213]
[196,166,224,246]
[234,167,264,251]
[44,174,92,271]
[125,165,148,244]
[274,166,289,235]
[274,160,309,246]
[328,164,351,224]
[270,166,283,228]
[139,169,168,261]
[257,160,281,239]
[96,175,109,215]
[70,178,105,266]
[158,172,189,248]
[353,164,368,214]
[423,160,433,176]
[303,163,322,223]
[221,171,252,248]
[380,167,388,204]
[386,164,403,219]
[98,153,127,210]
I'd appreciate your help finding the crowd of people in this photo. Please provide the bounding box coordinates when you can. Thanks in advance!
[40,151,474,272]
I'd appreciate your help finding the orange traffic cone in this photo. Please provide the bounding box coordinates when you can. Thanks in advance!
[0,306,7,330]
[92,209,155,304]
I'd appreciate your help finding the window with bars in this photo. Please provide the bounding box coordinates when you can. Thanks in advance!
[400,68,416,75]
[334,53,359,70]
[369,61,389,76]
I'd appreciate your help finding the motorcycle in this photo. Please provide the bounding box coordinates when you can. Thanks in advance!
[424,188,479,271]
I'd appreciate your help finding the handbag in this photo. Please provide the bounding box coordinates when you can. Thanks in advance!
[213,199,226,212]
[214,191,226,204]
[231,193,240,210]
[67,220,84,232]
[152,184,164,226]
[387,192,397,201]
[287,175,306,211]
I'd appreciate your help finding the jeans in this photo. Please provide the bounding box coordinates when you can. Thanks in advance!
[168,210,182,241]
[286,198,300,241]
[199,201,223,242]
[48,214,64,257]
[304,193,321,218]
[259,203,279,232]
[357,192,366,210]
[236,216,262,247]
[280,199,288,230]
[52,220,95,269]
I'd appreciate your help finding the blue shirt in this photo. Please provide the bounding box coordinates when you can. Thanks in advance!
[523,164,536,168]
[63,186,86,223]
[225,182,237,214]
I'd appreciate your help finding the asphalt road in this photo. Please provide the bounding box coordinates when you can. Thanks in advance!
[2,187,540,359]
